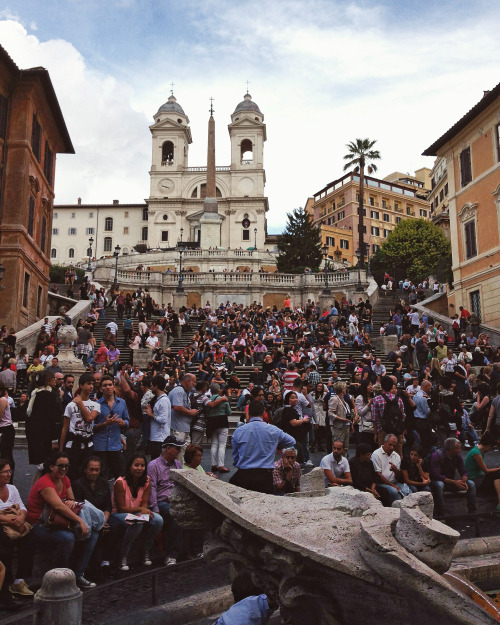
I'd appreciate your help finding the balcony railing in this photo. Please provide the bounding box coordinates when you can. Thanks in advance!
[185,166,231,172]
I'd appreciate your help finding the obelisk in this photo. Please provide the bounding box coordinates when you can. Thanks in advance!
[200,98,222,247]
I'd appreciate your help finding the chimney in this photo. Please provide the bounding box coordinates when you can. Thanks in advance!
[483,90,491,97]
[113,199,119,205]
[77,197,81,205]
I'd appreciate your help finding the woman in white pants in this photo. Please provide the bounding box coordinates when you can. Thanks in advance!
[206,384,231,473]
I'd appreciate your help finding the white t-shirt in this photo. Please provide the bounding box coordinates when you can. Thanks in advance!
[371,447,401,484]
[0,485,26,511]
[64,399,100,440]
[320,453,350,480]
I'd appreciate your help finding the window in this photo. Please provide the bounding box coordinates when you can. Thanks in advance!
[369,197,375,206]
[104,217,113,231]
[460,147,472,187]
[161,231,168,242]
[420,209,427,217]
[394,202,400,211]
[362,226,367,234]
[40,216,46,254]
[371,226,380,236]
[326,236,335,246]
[496,124,500,162]
[103,237,112,252]
[43,141,53,185]
[28,197,35,237]
[141,227,148,241]
[439,190,444,201]
[89,212,93,219]
[382,199,388,209]
[372,244,380,253]
[123,227,129,235]
[444,183,449,196]
[340,239,349,249]
[470,290,481,322]
[337,210,345,220]
[53,213,58,219]
[331,201,335,211]
[370,210,379,220]
[68,228,77,235]
[51,248,57,259]
[240,139,253,164]
[22,273,29,308]
[383,214,390,222]
[464,220,477,259]
[143,208,148,221]
[384,229,390,238]
[396,217,401,224]
[52,228,59,235]
[124,211,129,218]
[71,213,75,219]
[406,205,413,215]
[242,229,250,241]
[68,248,75,258]
[86,228,94,235]
[162,141,174,164]
[31,114,42,162]
[36,286,42,318]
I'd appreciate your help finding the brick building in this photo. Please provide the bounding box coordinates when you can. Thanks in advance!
[0,45,73,330]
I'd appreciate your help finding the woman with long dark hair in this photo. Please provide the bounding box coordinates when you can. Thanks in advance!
[109,453,163,571]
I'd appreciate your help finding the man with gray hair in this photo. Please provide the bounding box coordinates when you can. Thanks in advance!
[168,373,198,464]
[429,437,477,517]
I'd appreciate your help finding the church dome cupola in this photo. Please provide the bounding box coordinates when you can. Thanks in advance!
[233,93,261,114]
[157,94,185,115]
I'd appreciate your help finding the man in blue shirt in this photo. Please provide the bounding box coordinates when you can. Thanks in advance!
[94,374,129,478]
[412,379,432,454]
[168,373,198,464]
[229,401,295,494]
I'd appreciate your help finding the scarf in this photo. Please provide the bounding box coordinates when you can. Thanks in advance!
[26,386,53,417]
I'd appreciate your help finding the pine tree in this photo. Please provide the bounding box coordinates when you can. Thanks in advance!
[277,206,322,273]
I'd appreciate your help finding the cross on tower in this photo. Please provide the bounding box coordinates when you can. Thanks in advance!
[170,82,175,95]
[245,80,250,94]
[209,97,215,116]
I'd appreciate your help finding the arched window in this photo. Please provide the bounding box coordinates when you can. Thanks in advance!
[141,227,148,241]
[241,139,253,164]
[162,141,174,165]
[104,217,113,232]
[68,248,75,258]
[104,237,112,252]
[142,207,148,221]
[51,248,57,259]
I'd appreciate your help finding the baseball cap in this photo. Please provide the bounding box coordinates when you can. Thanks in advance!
[162,435,183,448]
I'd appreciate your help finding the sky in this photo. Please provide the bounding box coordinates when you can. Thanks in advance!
[1,0,499,232]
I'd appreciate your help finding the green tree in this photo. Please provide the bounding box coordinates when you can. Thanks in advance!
[370,219,451,284]
[277,206,322,273]
[343,138,381,267]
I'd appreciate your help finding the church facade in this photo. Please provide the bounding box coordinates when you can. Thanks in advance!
[52,92,270,265]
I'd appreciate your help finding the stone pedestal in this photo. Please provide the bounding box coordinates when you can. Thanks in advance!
[200,209,223,249]
[172,291,187,312]
[34,568,82,625]
[56,326,85,378]
[132,348,152,368]
[372,334,398,356]
[319,293,334,314]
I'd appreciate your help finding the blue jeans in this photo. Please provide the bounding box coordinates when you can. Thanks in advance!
[30,523,99,578]
[109,512,163,557]
[431,480,477,516]
[158,501,183,559]
[377,483,404,506]
[409,484,431,493]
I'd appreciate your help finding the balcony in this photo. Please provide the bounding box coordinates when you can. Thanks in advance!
[185,166,231,172]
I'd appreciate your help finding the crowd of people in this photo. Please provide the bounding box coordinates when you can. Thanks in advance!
[0,285,498,612]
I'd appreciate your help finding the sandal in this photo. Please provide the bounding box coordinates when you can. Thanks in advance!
[218,466,230,473]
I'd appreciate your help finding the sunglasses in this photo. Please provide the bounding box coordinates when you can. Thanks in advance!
[55,464,70,470]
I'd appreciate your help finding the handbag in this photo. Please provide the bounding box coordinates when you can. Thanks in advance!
[40,500,84,530]
[1,505,32,540]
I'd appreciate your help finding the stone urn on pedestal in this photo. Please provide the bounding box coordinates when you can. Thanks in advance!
[56,325,85,378]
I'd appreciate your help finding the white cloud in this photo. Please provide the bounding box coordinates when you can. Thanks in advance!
[1,1,499,232]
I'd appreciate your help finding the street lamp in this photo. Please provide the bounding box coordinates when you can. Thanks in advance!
[87,236,94,272]
[254,228,257,250]
[177,238,185,293]
[113,244,121,284]
[355,248,363,292]
[321,243,331,295]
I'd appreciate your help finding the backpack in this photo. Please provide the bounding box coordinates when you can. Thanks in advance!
[272,406,285,429]
[380,394,405,435]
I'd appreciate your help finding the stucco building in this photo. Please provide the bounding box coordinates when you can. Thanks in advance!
[423,83,500,326]
[308,170,430,259]
[0,45,73,330]
[427,157,450,240]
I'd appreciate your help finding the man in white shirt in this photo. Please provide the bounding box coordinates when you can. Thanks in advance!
[106,320,118,336]
[319,440,352,487]
[409,310,420,335]
[371,434,404,506]
[146,331,159,349]
[406,378,421,397]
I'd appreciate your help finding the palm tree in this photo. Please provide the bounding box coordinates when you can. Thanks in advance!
[343,139,381,268]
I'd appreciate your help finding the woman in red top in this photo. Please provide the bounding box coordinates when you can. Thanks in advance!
[26,451,99,589]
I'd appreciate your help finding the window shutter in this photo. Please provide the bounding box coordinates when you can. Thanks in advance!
[460,147,472,187]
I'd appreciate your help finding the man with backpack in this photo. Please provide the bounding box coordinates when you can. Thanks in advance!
[371,376,406,456]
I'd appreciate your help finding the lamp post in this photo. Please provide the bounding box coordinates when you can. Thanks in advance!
[177,241,185,293]
[113,244,121,284]
[254,228,257,250]
[87,236,94,272]
[355,248,363,292]
[322,243,331,295]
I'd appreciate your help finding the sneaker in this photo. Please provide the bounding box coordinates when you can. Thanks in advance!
[165,557,177,566]
[144,551,152,566]
[9,580,34,596]
[304,460,314,467]
[76,576,96,589]
[100,561,110,568]
[118,557,129,571]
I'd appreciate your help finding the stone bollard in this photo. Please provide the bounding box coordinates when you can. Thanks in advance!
[34,568,82,625]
